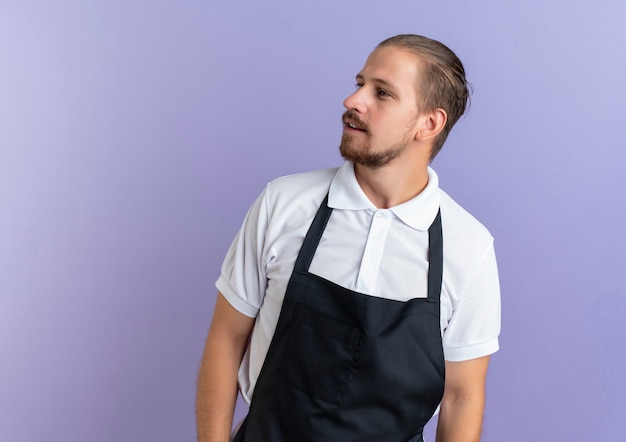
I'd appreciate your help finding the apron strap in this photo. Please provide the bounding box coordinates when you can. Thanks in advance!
[427,209,443,301]
[294,194,332,272]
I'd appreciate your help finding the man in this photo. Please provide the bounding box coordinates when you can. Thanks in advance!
[196,34,501,442]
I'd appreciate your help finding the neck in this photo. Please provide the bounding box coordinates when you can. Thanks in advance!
[353,152,430,209]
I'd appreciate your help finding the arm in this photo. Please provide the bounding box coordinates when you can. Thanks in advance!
[196,292,256,442]
[435,355,490,442]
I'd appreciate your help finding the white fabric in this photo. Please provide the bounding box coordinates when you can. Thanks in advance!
[216,162,501,405]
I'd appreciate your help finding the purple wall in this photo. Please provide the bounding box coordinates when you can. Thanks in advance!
[1,1,625,440]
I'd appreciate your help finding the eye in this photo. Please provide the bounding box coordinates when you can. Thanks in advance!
[355,83,363,89]
[377,89,390,98]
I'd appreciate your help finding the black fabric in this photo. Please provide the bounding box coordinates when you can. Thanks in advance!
[234,196,444,442]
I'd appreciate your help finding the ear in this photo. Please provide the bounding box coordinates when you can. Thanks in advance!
[414,108,447,142]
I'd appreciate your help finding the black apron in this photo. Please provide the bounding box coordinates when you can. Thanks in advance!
[234,195,445,442]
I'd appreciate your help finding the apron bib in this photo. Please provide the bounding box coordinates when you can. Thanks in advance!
[234,195,445,442]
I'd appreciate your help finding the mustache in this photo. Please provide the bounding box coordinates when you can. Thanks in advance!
[342,110,369,133]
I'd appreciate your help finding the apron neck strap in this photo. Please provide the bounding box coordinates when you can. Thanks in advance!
[427,209,443,301]
[294,194,332,272]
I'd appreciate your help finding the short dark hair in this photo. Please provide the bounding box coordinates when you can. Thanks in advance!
[377,34,471,160]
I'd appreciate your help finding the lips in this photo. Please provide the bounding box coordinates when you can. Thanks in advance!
[343,118,367,132]
[342,110,368,133]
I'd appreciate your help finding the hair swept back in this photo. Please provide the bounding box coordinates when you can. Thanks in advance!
[377,34,472,160]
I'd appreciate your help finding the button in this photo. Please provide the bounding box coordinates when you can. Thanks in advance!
[367,263,373,270]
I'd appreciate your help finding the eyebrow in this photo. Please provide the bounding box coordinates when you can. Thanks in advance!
[355,74,398,93]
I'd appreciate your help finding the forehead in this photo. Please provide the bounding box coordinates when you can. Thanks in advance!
[359,46,422,95]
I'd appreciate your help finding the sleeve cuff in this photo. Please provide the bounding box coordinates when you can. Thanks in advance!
[215,276,259,318]
[443,337,499,362]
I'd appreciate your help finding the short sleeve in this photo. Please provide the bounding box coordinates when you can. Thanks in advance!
[442,241,501,361]
[215,188,270,318]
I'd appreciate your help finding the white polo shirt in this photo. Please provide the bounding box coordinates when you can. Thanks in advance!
[216,162,501,405]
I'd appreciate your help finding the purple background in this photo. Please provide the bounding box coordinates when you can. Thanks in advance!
[1,1,625,440]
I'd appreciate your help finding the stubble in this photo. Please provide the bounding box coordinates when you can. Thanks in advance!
[339,132,409,169]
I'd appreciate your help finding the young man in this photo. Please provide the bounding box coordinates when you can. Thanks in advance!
[196,34,501,442]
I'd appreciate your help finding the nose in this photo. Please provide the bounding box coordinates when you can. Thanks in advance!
[343,87,366,113]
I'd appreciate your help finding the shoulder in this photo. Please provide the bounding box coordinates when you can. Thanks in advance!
[439,189,494,258]
[263,167,339,219]
[267,167,338,195]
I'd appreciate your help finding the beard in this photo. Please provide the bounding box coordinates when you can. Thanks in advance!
[339,132,409,169]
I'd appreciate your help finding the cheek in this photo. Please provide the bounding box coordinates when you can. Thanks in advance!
[385,117,412,135]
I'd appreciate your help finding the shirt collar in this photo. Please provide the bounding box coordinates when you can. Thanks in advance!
[328,161,441,231]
